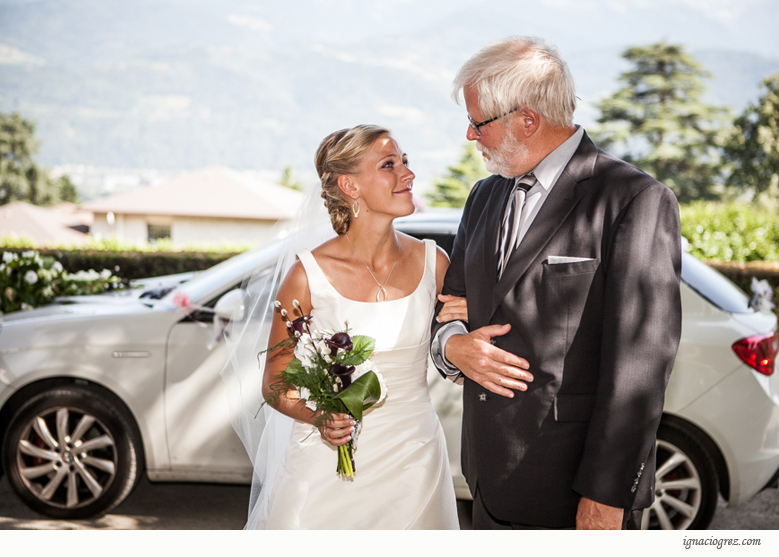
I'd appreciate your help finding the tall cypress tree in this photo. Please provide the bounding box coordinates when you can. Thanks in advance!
[723,73,779,205]
[425,143,488,208]
[593,42,726,202]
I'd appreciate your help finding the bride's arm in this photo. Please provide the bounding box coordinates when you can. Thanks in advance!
[433,246,468,324]
[261,260,355,447]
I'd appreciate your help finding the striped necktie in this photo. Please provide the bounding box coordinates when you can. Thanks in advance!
[498,174,537,278]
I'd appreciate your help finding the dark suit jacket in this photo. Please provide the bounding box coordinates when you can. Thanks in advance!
[433,132,682,527]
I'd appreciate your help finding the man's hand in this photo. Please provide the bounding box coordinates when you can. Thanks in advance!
[444,324,533,398]
[576,497,623,530]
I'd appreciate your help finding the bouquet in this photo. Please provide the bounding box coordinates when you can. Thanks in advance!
[266,299,387,478]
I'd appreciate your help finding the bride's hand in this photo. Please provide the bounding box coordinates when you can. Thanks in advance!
[316,412,355,447]
[436,294,468,323]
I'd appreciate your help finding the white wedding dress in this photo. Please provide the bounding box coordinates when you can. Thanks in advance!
[253,239,459,529]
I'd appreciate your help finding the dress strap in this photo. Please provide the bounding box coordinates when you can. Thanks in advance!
[423,239,436,282]
[296,249,335,303]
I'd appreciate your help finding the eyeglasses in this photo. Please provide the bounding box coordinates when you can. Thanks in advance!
[468,107,520,137]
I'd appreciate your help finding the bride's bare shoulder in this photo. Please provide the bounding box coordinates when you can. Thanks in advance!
[396,231,425,254]
[309,236,348,265]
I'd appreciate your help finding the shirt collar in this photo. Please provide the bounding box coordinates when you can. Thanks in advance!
[525,125,584,192]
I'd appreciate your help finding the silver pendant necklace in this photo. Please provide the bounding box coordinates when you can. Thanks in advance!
[345,232,401,302]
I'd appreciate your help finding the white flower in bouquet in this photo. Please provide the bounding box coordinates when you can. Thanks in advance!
[293,334,317,368]
[297,386,318,411]
[101,269,112,279]
[2,252,16,263]
[21,251,35,259]
[52,261,63,273]
[314,334,334,363]
[24,270,38,285]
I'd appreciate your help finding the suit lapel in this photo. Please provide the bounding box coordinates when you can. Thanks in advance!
[489,134,598,317]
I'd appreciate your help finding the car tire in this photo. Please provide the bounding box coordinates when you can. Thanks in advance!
[1,383,143,519]
[641,424,719,530]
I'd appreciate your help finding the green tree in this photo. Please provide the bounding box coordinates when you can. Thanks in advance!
[723,73,779,206]
[279,166,303,191]
[425,143,488,208]
[592,42,726,202]
[0,112,38,205]
[0,112,77,205]
[57,174,79,203]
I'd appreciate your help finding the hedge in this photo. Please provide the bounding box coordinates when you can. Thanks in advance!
[679,201,779,312]
[1,247,239,280]
[680,201,779,262]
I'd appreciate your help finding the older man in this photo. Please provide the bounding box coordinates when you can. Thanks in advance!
[431,36,682,530]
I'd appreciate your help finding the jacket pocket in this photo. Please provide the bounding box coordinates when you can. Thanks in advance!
[554,393,596,422]
[543,258,600,276]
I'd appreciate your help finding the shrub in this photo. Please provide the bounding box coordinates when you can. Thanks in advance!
[0,251,123,313]
[680,201,779,262]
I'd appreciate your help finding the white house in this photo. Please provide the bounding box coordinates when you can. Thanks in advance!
[83,166,304,247]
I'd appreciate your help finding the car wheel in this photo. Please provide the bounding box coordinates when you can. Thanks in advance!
[1,384,143,519]
[641,424,719,530]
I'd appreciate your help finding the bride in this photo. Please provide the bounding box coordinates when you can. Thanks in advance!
[243,124,465,529]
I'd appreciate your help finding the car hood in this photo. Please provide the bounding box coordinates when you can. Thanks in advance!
[0,297,161,324]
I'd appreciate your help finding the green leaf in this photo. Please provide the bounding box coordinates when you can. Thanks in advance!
[339,335,375,366]
[283,357,305,381]
[334,371,381,421]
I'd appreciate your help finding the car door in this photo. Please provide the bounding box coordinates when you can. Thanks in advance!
[164,299,252,481]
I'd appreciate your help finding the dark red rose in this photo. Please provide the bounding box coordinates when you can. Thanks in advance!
[329,362,355,388]
[325,332,353,355]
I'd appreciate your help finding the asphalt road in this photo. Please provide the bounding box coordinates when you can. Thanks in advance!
[1,474,778,530]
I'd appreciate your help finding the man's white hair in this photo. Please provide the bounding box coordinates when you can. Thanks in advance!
[453,36,577,128]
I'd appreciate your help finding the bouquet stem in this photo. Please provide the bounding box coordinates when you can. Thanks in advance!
[337,441,355,478]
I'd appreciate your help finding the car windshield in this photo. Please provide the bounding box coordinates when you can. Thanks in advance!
[681,252,752,314]
[159,242,282,307]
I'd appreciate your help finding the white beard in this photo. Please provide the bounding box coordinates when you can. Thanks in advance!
[477,133,528,178]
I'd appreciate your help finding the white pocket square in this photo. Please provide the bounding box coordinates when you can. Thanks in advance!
[547,256,595,265]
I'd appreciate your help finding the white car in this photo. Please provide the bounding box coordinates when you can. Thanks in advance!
[0,210,777,529]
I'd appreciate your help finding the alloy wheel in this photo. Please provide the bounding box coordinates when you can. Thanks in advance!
[15,406,118,510]
[641,438,703,530]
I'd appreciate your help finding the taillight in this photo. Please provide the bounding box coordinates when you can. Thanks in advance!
[732,331,778,376]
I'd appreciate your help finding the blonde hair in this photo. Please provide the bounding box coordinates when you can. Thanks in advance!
[453,36,576,127]
[314,124,391,234]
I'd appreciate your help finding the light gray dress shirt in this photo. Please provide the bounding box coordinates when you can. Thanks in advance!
[431,126,585,380]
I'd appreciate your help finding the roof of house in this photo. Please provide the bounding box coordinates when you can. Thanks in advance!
[0,201,90,246]
[81,166,304,220]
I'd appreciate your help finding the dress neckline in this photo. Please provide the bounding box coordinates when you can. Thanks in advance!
[302,239,431,305]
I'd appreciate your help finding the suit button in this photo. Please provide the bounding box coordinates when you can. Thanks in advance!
[478,393,487,402]
[490,338,497,345]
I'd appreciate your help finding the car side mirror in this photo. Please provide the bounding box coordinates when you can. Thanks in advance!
[214,289,247,322]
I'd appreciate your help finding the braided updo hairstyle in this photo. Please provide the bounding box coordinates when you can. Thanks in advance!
[314,124,391,234]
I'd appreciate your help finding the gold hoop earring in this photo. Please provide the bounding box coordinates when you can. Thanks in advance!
[352,200,360,219]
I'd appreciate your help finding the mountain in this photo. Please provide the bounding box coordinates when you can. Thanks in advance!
[0,0,777,188]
